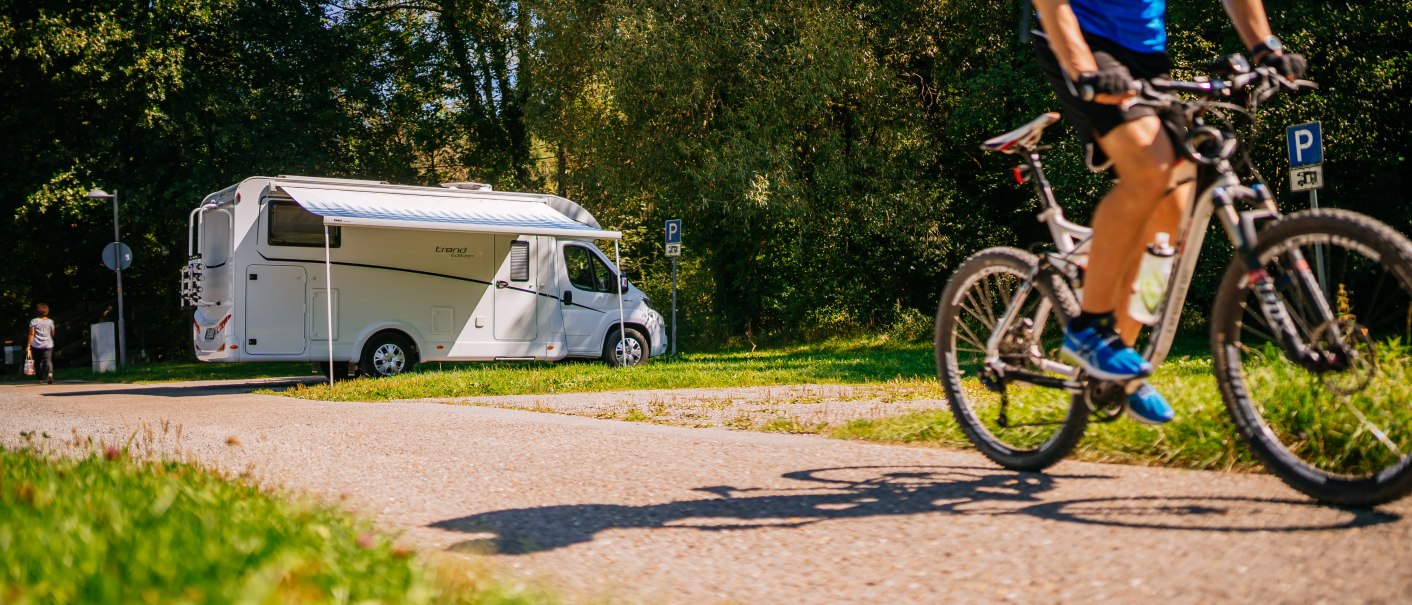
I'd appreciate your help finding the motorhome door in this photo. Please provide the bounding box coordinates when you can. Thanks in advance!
[245,264,307,354]
[560,243,618,355]
[493,235,539,341]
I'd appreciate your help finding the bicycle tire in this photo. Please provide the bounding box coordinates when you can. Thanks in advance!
[936,247,1088,471]
[1212,209,1412,506]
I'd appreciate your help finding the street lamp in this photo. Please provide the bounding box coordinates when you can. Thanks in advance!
[86,188,126,367]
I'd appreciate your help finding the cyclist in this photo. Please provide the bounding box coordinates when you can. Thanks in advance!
[1031,0,1305,423]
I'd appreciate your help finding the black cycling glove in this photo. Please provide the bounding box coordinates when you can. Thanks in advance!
[1259,52,1307,80]
[1075,67,1134,102]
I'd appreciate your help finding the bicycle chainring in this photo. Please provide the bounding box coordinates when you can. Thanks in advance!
[1082,376,1127,423]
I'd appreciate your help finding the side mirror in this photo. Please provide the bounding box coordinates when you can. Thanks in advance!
[563,290,573,306]
[619,276,630,294]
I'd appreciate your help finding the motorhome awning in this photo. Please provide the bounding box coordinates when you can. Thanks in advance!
[279,185,621,239]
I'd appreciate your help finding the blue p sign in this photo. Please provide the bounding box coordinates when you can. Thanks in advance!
[1287,122,1323,168]
[665,219,681,244]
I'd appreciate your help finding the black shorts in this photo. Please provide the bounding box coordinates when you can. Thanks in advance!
[1033,30,1173,170]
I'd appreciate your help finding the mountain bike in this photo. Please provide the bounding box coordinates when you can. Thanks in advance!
[934,56,1412,506]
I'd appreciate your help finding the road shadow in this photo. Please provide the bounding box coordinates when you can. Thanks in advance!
[430,465,1399,555]
[40,377,323,398]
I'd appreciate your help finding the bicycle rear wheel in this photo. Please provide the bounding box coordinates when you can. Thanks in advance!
[1212,209,1412,506]
[936,247,1087,471]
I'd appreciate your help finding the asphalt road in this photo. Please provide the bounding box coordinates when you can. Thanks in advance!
[3,379,1410,603]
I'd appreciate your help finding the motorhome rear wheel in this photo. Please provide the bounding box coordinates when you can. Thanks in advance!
[361,332,417,377]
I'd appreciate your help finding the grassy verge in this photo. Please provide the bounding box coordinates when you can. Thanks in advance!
[2,361,316,384]
[279,337,935,401]
[830,354,1259,471]
[273,337,1261,471]
[0,446,550,604]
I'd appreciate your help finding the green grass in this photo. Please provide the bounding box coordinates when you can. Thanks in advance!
[1,361,316,384]
[831,354,1259,471]
[278,337,935,401]
[0,446,550,604]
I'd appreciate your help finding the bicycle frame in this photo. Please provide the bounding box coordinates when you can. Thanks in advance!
[990,134,1340,390]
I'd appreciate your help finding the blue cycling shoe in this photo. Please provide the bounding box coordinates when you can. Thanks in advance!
[1061,322,1153,381]
[1125,382,1174,425]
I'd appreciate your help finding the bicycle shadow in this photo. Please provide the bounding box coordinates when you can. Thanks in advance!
[430,465,1400,555]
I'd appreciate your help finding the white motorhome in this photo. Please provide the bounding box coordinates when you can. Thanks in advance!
[180,176,667,376]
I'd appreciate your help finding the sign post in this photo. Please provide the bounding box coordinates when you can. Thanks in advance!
[665,219,681,357]
[1287,122,1326,293]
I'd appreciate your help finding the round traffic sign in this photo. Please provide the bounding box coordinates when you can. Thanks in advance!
[102,242,134,270]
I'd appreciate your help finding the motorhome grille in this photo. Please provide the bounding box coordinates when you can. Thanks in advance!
[510,241,530,281]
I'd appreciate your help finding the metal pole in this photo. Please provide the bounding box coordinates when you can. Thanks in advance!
[113,190,127,367]
[325,225,334,387]
[671,256,678,357]
[615,240,626,366]
[1312,188,1328,298]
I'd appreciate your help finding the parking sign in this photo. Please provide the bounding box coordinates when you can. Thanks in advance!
[1286,122,1322,168]
[665,219,681,257]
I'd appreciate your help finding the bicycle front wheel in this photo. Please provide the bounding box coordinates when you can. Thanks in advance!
[936,247,1087,471]
[1212,209,1412,506]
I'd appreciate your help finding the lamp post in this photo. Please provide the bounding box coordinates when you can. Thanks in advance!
[86,188,126,367]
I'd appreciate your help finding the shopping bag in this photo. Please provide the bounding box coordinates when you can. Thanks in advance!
[23,351,35,376]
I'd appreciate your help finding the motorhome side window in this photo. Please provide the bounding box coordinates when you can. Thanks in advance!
[267,200,340,247]
[564,245,614,293]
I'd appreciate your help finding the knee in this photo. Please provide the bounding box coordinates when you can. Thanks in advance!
[1118,162,1176,196]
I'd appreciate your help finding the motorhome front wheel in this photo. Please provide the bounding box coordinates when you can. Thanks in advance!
[361,333,417,377]
[604,327,648,367]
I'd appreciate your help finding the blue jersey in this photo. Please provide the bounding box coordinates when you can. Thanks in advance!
[1069,0,1167,53]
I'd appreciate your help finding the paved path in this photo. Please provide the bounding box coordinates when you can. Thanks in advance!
[3,379,1410,603]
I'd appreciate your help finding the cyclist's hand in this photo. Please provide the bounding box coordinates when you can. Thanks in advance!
[1259,52,1307,80]
[1076,68,1135,105]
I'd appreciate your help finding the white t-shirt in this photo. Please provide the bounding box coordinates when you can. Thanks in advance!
[29,318,55,349]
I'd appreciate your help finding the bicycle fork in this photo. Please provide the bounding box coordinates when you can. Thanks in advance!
[1217,184,1353,373]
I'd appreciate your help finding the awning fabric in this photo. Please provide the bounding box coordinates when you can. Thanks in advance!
[279,185,621,239]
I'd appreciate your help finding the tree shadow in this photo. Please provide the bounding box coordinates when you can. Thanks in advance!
[429,465,1401,555]
[41,377,322,398]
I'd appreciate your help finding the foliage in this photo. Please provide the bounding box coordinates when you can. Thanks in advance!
[2,0,1407,349]
[0,446,548,604]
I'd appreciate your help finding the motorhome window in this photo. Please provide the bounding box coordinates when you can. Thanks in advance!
[510,241,530,282]
[565,245,614,293]
[268,200,340,247]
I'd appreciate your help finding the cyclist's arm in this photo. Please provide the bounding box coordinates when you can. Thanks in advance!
[1033,0,1131,105]
[1221,0,1278,54]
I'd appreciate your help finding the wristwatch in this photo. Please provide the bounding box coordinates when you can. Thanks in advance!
[1251,35,1283,62]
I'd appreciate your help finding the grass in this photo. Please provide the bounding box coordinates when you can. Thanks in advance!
[277,337,935,401]
[1,361,315,384]
[0,444,551,604]
[831,354,1260,471]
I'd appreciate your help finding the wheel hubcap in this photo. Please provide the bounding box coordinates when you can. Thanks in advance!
[373,344,406,375]
[616,338,643,365]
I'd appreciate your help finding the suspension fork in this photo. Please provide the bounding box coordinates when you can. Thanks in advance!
[1217,184,1351,372]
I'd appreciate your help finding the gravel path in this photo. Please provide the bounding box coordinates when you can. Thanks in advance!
[438,383,944,430]
[4,379,1411,603]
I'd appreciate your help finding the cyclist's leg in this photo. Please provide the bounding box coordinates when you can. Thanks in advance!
[1114,161,1195,344]
[1084,115,1182,321]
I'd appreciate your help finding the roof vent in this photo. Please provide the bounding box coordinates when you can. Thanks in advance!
[441,181,493,191]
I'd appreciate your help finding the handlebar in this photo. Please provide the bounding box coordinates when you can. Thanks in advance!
[1078,61,1316,108]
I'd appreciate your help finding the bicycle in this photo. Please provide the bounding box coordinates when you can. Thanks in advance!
[934,55,1412,507]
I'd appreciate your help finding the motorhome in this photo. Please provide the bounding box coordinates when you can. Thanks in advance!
[180,176,667,376]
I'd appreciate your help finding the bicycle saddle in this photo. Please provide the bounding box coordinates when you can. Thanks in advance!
[981,112,1061,153]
